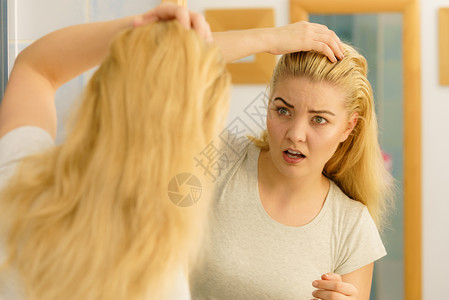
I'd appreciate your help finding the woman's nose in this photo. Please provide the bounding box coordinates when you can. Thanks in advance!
[286,118,307,142]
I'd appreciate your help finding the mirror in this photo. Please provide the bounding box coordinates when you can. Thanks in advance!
[290,1,421,299]
[309,13,404,299]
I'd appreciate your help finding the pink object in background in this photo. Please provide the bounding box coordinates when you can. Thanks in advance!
[382,151,393,172]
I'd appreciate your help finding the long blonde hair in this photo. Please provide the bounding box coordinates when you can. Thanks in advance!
[0,20,230,300]
[252,44,394,228]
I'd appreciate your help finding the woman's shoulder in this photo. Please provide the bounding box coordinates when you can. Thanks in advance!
[0,126,53,154]
[328,180,369,222]
[0,126,53,165]
[213,137,256,181]
[0,126,54,190]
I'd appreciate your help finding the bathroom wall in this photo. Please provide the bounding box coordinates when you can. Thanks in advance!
[6,0,449,298]
[421,0,449,299]
[7,0,161,143]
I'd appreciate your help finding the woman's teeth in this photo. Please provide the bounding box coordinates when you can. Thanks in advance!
[285,150,305,158]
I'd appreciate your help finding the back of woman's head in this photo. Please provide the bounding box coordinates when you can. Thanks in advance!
[254,44,393,228]
[0,20,230,300]
[78,20,230,187]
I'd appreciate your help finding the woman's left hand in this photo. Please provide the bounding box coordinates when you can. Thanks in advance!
[266,22,344,62]
[311,273,358,300]
[133,2,212,42]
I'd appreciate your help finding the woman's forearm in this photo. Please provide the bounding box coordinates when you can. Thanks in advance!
[0,3,214,139]
[15,16,135,89]
[0,16,135,139]
[213,22,345,63]
[212,28,272,62]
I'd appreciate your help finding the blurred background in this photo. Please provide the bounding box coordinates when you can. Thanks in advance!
[309,14,404,299]
[2,0,448,299]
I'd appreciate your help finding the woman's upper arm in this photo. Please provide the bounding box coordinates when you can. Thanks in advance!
[341,262,374,300]
[0,58,57,140]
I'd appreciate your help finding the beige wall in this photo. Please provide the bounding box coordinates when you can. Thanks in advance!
[421,0,449,299]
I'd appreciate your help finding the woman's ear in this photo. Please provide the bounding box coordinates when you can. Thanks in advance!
[340,112,359,142]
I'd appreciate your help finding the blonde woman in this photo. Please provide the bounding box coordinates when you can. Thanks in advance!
[190,46,394,299]
[0,3,345,300]
[0,4,230,300]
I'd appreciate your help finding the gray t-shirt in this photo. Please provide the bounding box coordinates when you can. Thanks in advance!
[0,126,191,300]
[190,141,386,300]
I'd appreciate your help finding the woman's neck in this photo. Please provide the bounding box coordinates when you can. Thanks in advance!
[257,149,330,227]
[257,149,329,204]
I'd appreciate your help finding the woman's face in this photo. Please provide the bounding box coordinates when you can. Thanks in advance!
[266,76,357,179]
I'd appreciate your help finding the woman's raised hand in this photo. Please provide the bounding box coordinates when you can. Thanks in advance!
[133,2,212,42]
[311,273,358,300]
[267,21,344,63]
[132,6,344,63]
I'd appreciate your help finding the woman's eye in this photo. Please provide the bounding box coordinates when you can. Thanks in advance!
[277,107,290,116]
[313,116,327,124]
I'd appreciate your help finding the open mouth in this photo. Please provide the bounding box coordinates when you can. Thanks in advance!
[284,149,306,159]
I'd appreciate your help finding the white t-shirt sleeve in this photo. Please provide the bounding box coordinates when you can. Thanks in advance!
[0,126,54,190]
[0,126,53,300]
[334,206,387,275]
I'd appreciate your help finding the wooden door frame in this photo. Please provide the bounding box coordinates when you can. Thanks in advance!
[0,0,7,101]
[290,0,421,299]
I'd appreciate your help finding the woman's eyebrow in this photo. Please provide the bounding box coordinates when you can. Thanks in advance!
[273,97,294,108]
[308,109,336,116]
[272,97,336,116]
